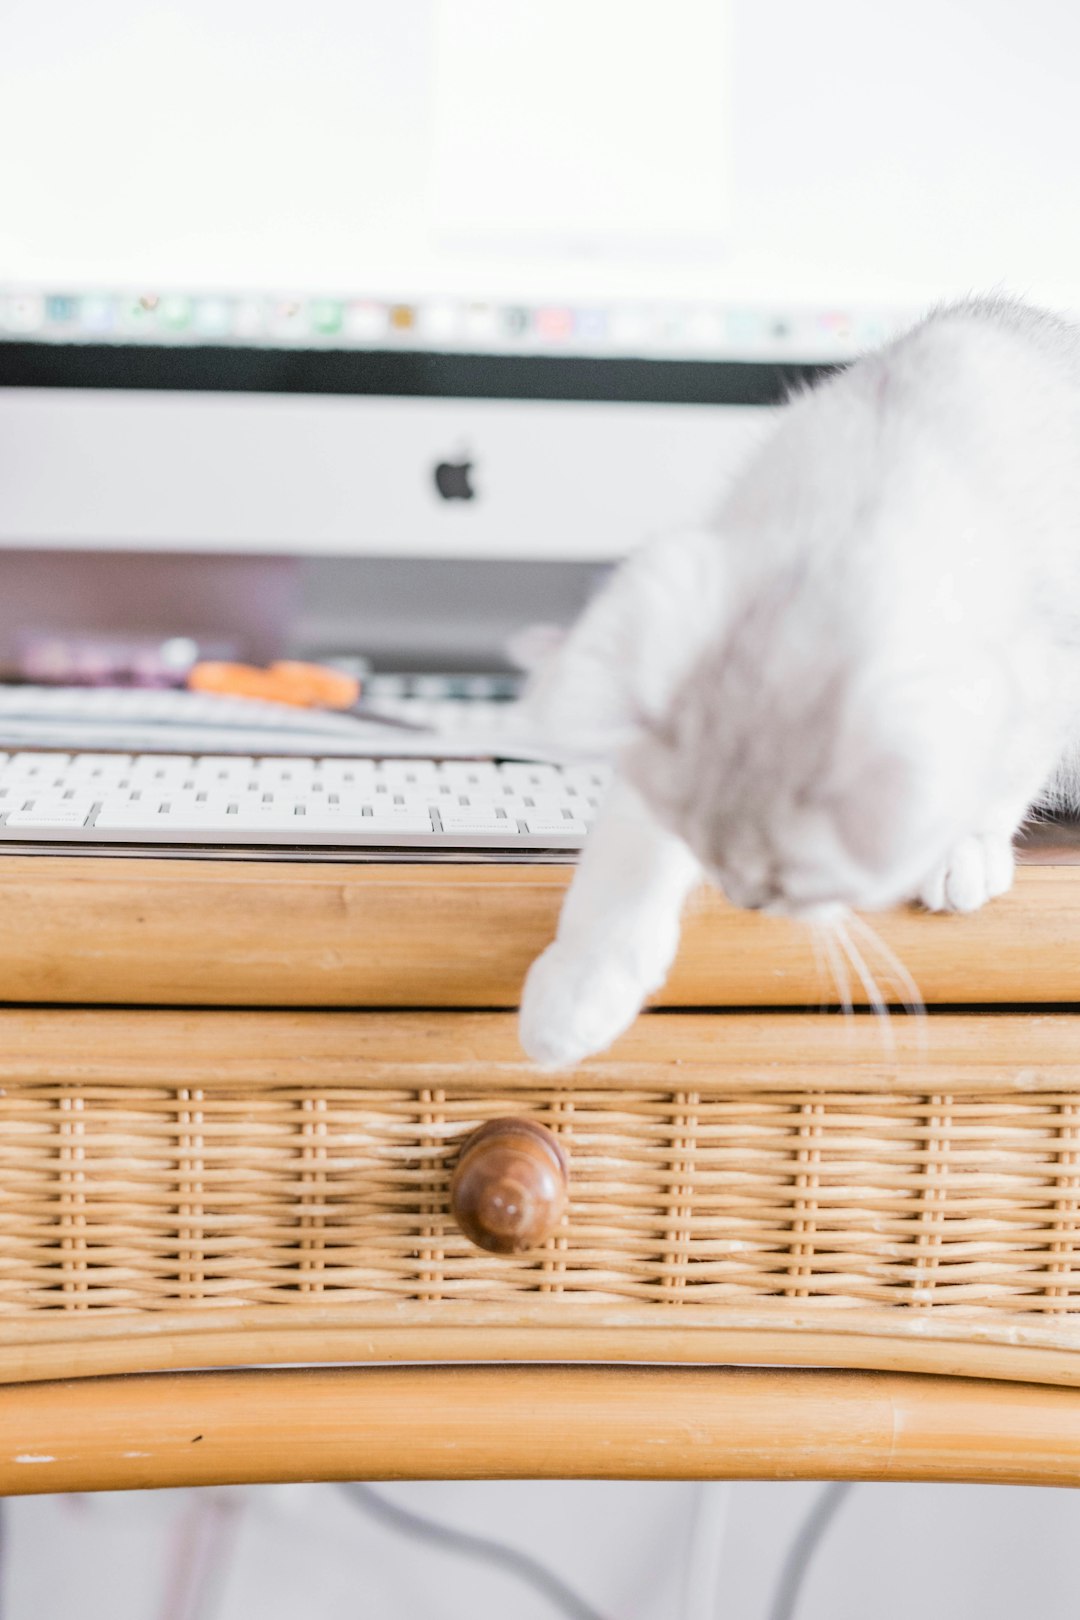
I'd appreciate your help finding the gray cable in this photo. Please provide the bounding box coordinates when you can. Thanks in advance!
[766,1483,855,1620]
[338,1482,613,1620]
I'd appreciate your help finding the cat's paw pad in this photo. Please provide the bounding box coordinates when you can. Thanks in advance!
[917,832,1015,914]
[518,942,648,1067]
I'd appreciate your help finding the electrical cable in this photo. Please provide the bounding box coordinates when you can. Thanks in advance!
[157,1497,208,1620]
[765,1482,855,1620]
[680,1482,731,1620]
[188,1494,246,1620]
[338,1482,614,1620]
[157,1492,246,1620]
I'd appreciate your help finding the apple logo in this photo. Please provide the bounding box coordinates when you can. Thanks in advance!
[434,458,476,501]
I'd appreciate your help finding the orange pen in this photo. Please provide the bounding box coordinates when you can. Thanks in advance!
[187,661,429,730]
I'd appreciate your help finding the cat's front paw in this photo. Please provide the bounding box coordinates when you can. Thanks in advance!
[917,831,1015,913]
[518,942,649,1067]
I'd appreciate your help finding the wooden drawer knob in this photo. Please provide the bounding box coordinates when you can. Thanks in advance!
[450,1118,569,1255]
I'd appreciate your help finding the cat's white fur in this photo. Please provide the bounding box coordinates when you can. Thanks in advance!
[519,298,1080,1066]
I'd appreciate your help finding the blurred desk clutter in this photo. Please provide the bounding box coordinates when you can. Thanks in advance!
[0,668,606,854]
[0,672,534,760]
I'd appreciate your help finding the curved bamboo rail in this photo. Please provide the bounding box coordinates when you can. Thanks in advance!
[2,1366,1080,1494]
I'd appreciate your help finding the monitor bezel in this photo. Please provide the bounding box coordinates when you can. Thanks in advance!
[0,341,828,407]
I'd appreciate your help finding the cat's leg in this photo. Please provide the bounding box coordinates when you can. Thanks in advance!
[914,782,1045,912]
[916,826,1017,913]
[917,727,1080,913]
[914,729,1078,916]
[519,777,702,1067]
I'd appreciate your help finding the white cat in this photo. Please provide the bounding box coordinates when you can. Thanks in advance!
[518,298,1080,1066]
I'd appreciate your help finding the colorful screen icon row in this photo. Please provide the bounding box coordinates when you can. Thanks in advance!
[0,288,901,359]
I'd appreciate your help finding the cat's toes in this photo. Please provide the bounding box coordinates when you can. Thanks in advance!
[519,942,648,1067]
[917,831,1015,913]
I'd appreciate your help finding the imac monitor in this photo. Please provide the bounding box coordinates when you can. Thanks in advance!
[1,0,1078,585]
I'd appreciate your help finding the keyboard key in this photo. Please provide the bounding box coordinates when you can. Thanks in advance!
[94,807,172,828]
[8,752,73,768]
[253,761,320,784]
[560,765,611,789]
[521,817,589,837]
[1,762,71,788]
[128,761,197,785]
[438,762,502,789]
[514,792,580,814]
[313,762,378,787]
[498,763,564,790]
[377,760,440,785]
[188,756,256,771]
[6,804,93,828]
[438,806,515,831]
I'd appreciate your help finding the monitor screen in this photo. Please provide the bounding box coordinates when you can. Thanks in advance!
[1,0,1077,559]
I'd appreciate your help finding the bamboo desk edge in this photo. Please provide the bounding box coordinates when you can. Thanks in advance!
[2,1365,1079,1494]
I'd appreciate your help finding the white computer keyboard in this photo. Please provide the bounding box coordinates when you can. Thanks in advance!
[0,751,610,850]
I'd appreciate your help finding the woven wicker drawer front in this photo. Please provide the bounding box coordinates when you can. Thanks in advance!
[3,1009,1080,1343]
[3,1078,1080,1318]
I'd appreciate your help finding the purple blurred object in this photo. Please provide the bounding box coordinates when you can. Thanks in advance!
[0,551,299,677]
[17,632,233,687]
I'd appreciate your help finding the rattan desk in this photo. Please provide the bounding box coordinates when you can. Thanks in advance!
[2,835,1080,1493]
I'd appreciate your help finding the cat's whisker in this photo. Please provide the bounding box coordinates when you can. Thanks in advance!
[833,916,896,1055]
[817,918,854,1024]
[844,912,928,1058]
[845,912,926,1017]
[833,918,885,1015]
